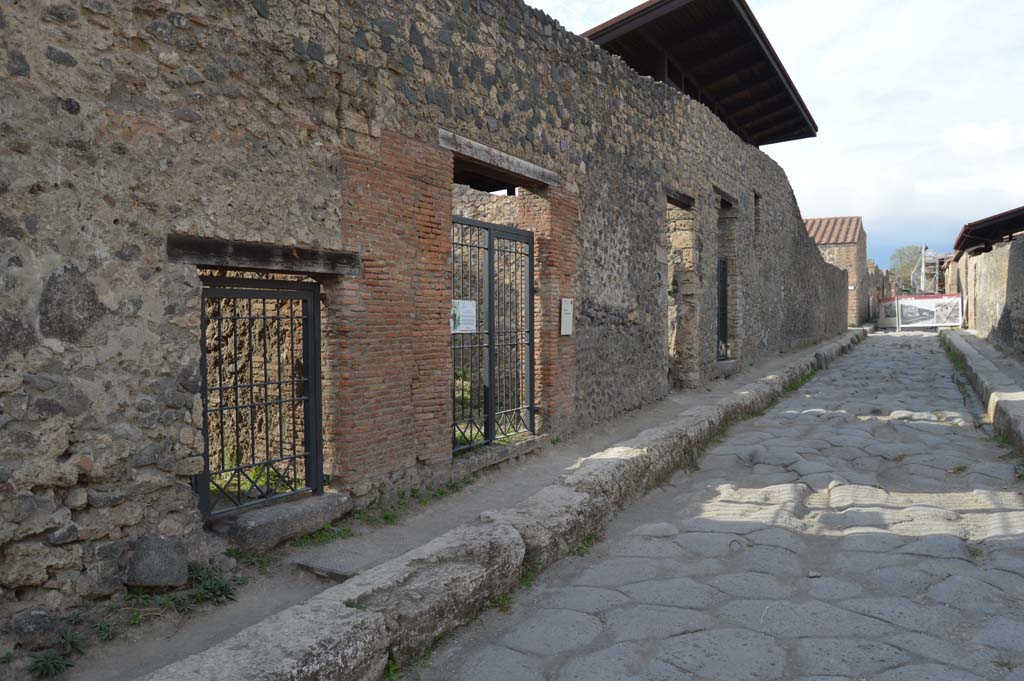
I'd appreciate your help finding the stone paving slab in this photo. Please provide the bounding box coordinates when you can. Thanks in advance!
[413,333,1024,681]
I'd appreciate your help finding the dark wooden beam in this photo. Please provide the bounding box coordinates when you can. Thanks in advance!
[750,119,808,145]
[167,234,361,276]
[707,76,778,104]
[735,104,795,129]
[584,0,698,44]
[726,91,790,121]
[685,42,759,76]
[439,128,560,187]
[666,188,696,209]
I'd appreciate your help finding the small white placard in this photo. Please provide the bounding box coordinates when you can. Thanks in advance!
[560,298,574,336]
[848,285,856,290]
[450,300,477,334]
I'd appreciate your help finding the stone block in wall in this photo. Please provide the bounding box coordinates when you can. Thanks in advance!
[126,535,188,588]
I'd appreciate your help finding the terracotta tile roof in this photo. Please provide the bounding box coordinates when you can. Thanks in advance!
[804,216,864,245]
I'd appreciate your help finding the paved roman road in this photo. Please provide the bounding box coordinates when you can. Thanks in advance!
[412,333,1024,681]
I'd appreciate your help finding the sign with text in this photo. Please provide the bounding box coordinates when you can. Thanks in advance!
[450,300,477,334]
[560,298,574,336]
[877,295,962,329]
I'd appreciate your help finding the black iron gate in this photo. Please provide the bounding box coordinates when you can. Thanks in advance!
[451,217,534,452]
[196,277,324,517]
[717,257,729,360]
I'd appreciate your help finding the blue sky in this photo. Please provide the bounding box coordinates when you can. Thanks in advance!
[527,0,1024,267]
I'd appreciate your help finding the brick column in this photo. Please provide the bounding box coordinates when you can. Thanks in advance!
[519,186,579,435]
[323,132,453,501]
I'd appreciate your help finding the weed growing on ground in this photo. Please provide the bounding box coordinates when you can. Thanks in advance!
[519,563,539,588]
[950,465,967,475]
[226,547,280,571]
[967,545,984,561]
[65,613,83,627]
[0,651,13,664]
[189,564,237,605]
[482,594,512,613]
[384,658,403,680]
[344,598,365,609]
[291,523,354,547]
[784,367,819,394]
[29,651,69,680]
[57,629,83,656]
[573,534,599,557]
[94,620,116,641]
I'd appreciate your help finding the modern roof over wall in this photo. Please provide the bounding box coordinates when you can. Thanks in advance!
[804,217,864,245]
[583,0,817,146]
[953,204,1024,260]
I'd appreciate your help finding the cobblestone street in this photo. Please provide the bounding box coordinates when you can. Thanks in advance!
[413,333,1024,681]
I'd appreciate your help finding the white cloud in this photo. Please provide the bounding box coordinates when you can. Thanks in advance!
[527,0,1024,267]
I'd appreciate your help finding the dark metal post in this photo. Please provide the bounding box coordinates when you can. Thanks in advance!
[197,295,212,519]
[303,290,324,494]
[526,237,536,433]
[485,227,496,443]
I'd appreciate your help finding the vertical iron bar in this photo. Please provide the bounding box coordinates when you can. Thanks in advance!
[262,298,272,494]
[247,298,256,488]
[485,226,496,443]
[197,293,212,518]
[527,237,535,433]
[303,291,324,494]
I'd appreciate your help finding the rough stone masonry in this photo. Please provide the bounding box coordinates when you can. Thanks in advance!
[0,0,847,625]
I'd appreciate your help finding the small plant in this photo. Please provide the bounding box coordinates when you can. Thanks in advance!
[519,564,539,588]
[188,564,237,605]
[57,628,84,656]
[384,658,403,680]
[784,367,819,393]
[231,573,250,586]
[967,545,984,561]
[0,651,13,664]
[950,465,967,475]
[65,613,83,626]
[573,534,598,557]
[380,509,399,525]
[291,523,354,547]
[483,593,513,613]
[30,651,69,680]
[344,598,365,610]
[106,604,121,615]
[127,612,145,626]
[94,620,116,641]
[226,547,278,572]
[127,592,152,607]
[353,509,381,526]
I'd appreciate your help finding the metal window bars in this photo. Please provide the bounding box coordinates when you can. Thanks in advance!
[196,277,323,517]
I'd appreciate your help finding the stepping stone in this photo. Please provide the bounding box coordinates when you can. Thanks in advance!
[794,638,909,677]
[839,597,961,635]
[499,609,602,656]
[708,572,795,599]
[973,616,1024,652]
[659,628,785,681]
[926,575,1006,612]
[620,577,720,609]
[604,604,717,641]
[454,646,544,681]
[721,599,892,638]
[557,642,689,681]
[541,586,630,614]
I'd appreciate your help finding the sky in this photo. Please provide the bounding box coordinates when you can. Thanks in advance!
[526,0,1024,267]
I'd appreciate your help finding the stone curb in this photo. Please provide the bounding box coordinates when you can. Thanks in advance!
[940,330,1024,454]
[140,329,865,681]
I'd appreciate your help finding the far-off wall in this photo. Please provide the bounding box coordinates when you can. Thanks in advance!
[952,240,1024,355]
[818,237,868,325]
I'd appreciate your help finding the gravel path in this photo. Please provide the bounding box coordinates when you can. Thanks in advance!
[413,332,1024,681]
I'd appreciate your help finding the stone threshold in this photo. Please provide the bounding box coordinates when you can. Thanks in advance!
[451,433,551,480]
[941,329,1024,454]
[139,329,867,681]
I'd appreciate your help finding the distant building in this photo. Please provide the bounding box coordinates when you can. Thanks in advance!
[805,217,871,325]
[949,206,1024,354]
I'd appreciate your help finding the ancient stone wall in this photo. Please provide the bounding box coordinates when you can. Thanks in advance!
[961,240,1024,355]
[818,239,867,326]
[0,0,846,621]
[452,184,517,226]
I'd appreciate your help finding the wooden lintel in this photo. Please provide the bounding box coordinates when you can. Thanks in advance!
[438,129,560,187]
[166,234,361,277]
[666,188,696,210]
[713,186,738,208]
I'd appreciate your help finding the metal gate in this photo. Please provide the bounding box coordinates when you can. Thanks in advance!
[196,277,324,517]
[717,257,729,360]
[451,217,534,452]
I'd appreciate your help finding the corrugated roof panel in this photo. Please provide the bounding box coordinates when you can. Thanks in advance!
[804,216,863,245]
